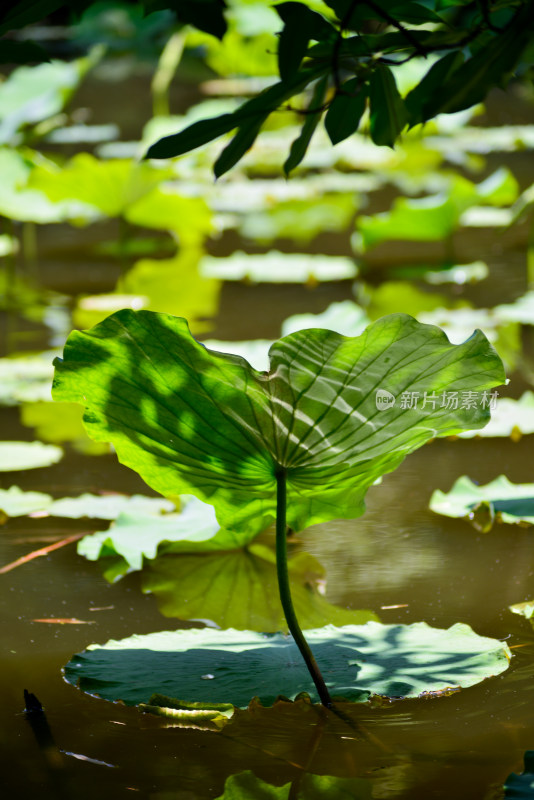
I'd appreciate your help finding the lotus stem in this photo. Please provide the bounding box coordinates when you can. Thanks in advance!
[275,468,333,708]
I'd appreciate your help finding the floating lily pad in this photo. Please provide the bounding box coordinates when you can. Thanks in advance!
[494,292,534,325]
[141,547,378,632]
[430,476,534,531]
[64,621,510,708]
[214,771,372,800]
[200,251,358,283]
[459,393,534,440]
[504,751,534,798]
[238,194,356,244]
[0,486,52,518]
[280,301,370,338]
[0,442,63,471]
[77,496,246,571]
[509,602,534,620]
[354,170,518,252]
[0,351,56,406]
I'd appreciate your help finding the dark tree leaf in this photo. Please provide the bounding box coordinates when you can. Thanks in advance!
[369,63,407,147]
[325,79,367,145]
[276,2,335,81]
[149,0,227,39]
[405,51,464,126]
[421,5,534,117]
[284,75,329,175]
[146,65,326,163]
[214,115,267,178]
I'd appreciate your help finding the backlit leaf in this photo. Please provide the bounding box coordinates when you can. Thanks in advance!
[141,546,379,631]
[53,310,504,538]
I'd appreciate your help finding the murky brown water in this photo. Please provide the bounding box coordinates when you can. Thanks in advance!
[2,74,534,799]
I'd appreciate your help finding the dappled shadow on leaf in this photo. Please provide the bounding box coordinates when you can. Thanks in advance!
[64,622,510,709]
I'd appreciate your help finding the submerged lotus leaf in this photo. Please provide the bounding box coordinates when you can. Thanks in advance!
[430,475,534,530]
[63,622,511,708]
[504,751,534,798]
[141,547,378,631]
[0,441,63,471]
[214,771,372,800]
[77,496,246,571]
[199,251,358,283]
[52,310,504,537]
[459,392,534,440]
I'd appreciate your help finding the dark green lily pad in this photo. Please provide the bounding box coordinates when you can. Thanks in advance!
[64,622,510,708]
[504,751,534,798]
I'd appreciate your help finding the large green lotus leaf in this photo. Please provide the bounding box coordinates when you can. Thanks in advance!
[29,154,172,219]
[430,475,534,530]
[77,496,248,571]
[63,621,511,708]
[0,441,63,471]
[504,752,534,798]
[214,771,372,800]
[20,401,109,455]
[52,310,504,536]
[141,547,378,631]
[459,392,534,440]
[418,307,520,372]
[199,251,358,284]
